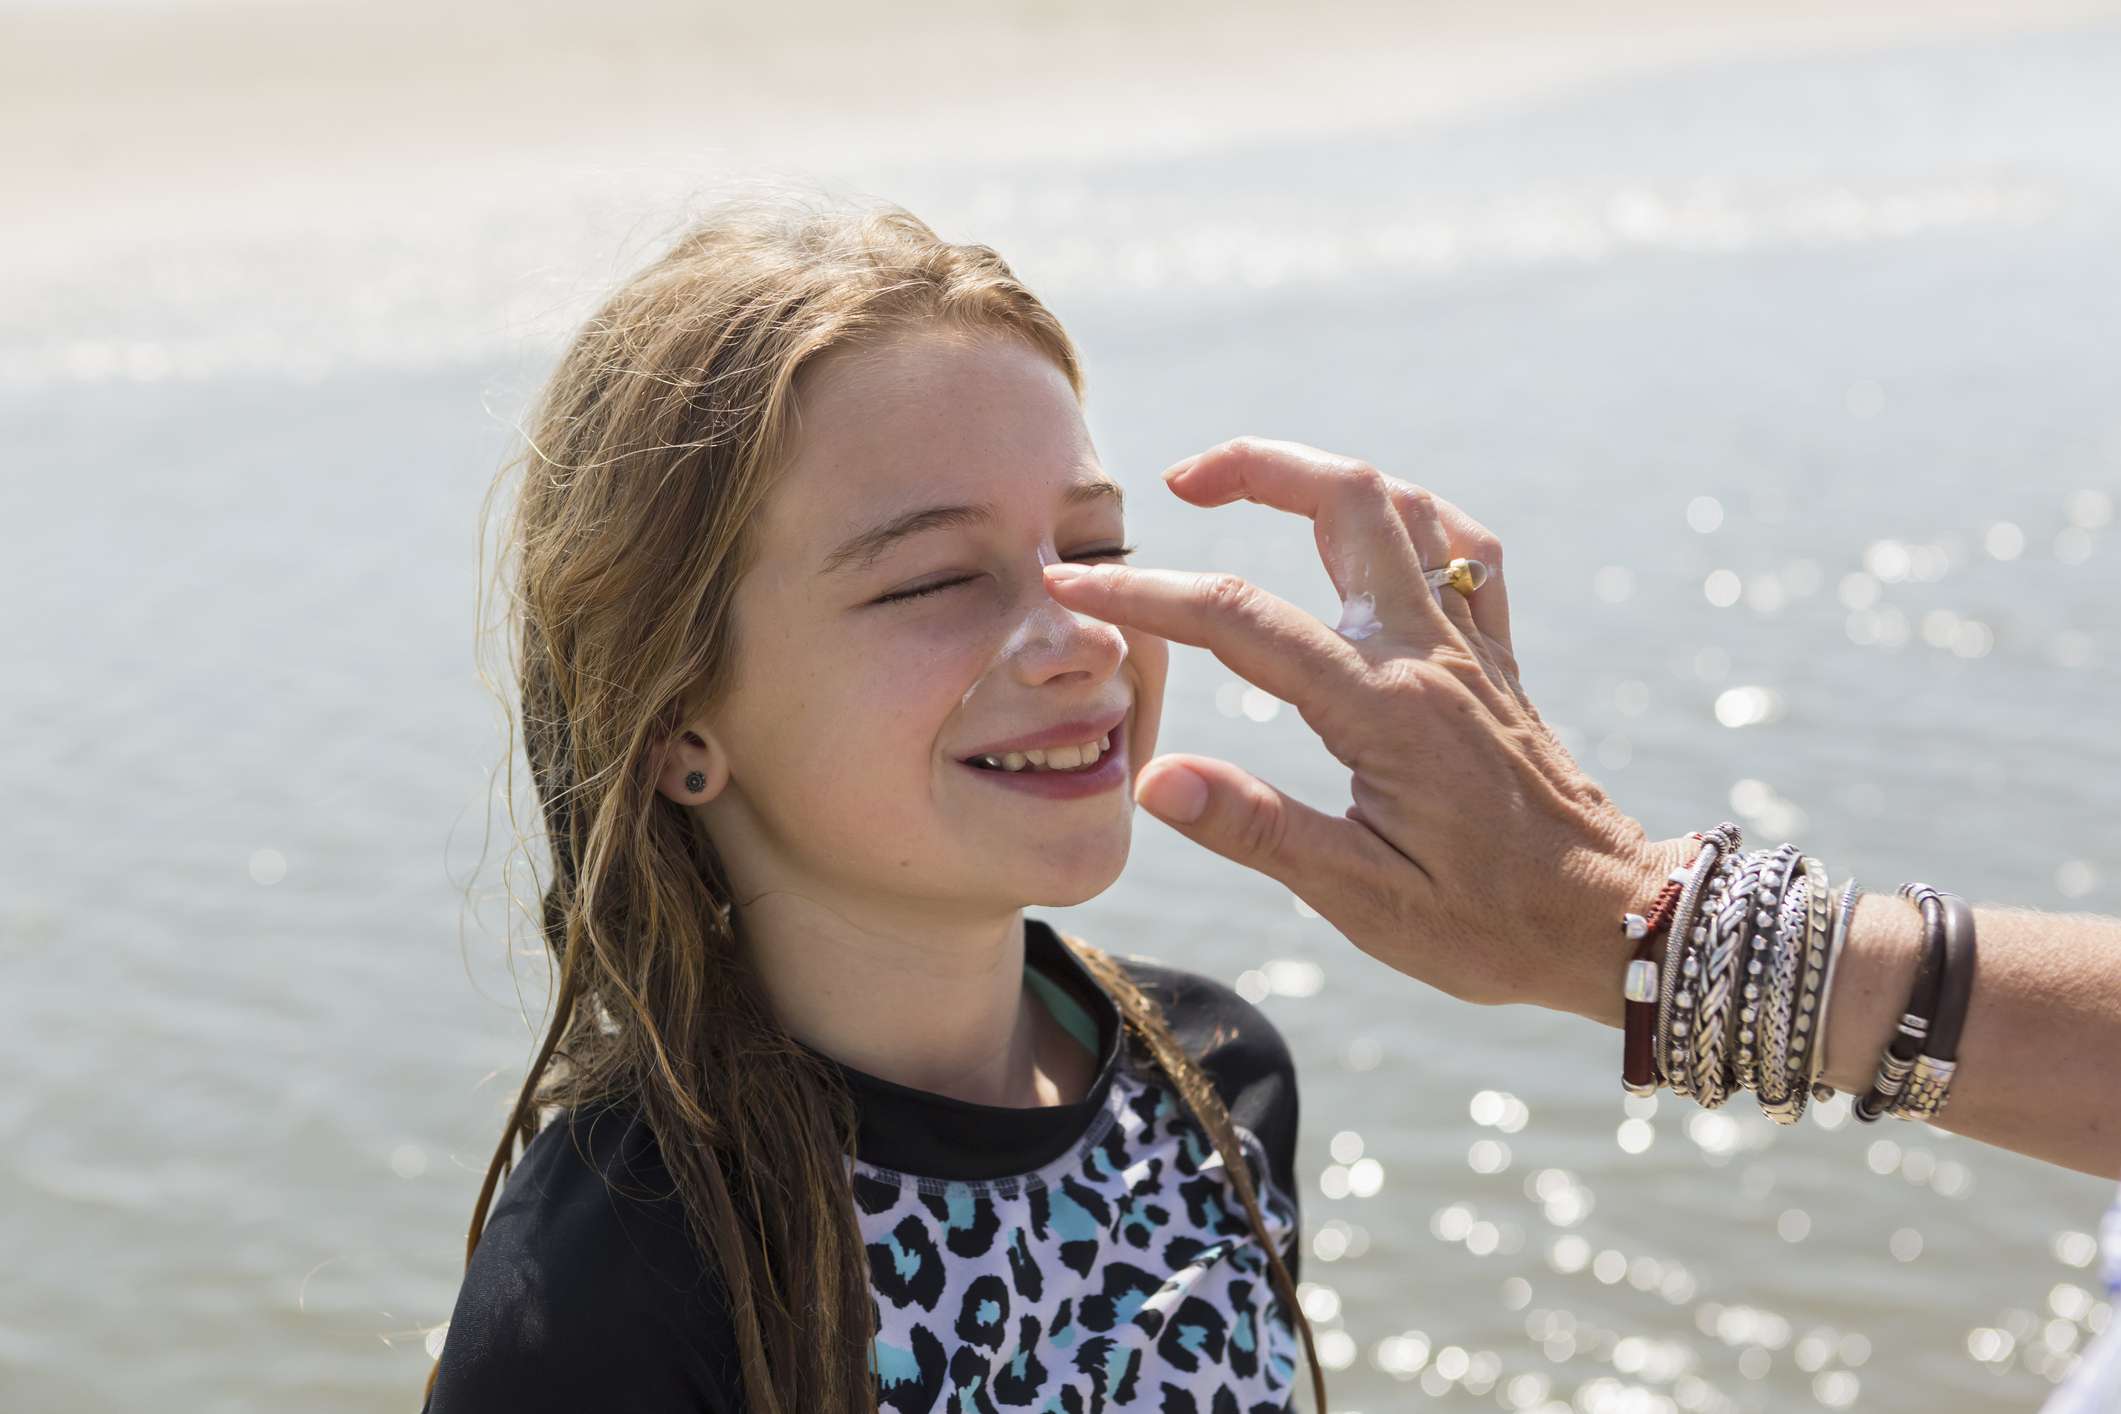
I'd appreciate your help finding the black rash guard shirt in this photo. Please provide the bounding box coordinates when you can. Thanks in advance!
[422,918,1304,1413]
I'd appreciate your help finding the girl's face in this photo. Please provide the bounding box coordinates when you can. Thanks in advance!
[691,325,1168,924]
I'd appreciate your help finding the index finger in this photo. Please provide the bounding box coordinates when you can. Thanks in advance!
[1044,562,1366,717]
[1162,437,1457,644]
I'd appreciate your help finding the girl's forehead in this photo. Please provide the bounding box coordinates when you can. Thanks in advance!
[800,340,1078,457]
[769,337,1106,551]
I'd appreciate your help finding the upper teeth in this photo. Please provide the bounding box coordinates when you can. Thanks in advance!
[976,733,1112,772]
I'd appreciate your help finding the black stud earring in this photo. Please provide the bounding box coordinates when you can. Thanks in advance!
[684,770,706,793]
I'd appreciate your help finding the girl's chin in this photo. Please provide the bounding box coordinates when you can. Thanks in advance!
[992,832,1132,907]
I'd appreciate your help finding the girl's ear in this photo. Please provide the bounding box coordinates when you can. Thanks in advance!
[655,725,732,805]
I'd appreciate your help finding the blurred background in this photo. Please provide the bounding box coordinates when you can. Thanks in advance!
[7,1,2121,1410]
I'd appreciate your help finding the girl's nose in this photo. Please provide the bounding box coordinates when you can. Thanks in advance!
[1007,574,1127,686]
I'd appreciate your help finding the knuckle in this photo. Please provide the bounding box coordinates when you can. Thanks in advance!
[1394,483,1439,519]
[1344,461,1388,497]
[1197,571,1258,620]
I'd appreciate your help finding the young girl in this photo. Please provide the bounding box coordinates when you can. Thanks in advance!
[420,193,1327,1413]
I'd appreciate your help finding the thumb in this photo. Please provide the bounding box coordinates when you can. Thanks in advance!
[1134,753,1366,895]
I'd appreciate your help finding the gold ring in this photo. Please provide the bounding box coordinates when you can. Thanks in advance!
[1424,557,1490,596]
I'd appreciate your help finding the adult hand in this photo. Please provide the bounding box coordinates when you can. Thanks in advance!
[1044,437,1695,1025]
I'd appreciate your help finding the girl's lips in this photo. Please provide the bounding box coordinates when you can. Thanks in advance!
[959,717,1128,800]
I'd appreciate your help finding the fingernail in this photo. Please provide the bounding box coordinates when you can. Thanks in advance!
[1161,455,1200,483]
[1044,562,1091,584]
[1137,765,1208,824]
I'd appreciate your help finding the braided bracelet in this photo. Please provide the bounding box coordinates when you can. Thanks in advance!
[1649,823,1741,1097]
[1676,833,1743,1097]
[1755,869,1808,1116]
[1694,849,1766,1109]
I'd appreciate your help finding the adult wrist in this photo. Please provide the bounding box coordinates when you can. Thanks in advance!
[1561,833,1697,1029]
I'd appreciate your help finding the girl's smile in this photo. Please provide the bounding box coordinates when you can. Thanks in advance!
[957,709,1130,800]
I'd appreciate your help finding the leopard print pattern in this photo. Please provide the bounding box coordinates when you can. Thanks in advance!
[851,1067,1300,1413]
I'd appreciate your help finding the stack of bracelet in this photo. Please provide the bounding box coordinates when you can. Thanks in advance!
[1620,821,1980,1125]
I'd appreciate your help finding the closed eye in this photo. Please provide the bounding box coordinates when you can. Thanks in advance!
[873,544,1137,606]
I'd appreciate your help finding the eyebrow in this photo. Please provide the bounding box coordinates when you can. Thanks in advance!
[819,477,1124,575]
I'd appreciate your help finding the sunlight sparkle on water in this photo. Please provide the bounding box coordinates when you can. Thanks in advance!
[1375,1329,1432,1379]
[2053,1231,2099,1268]
[1713,686,1782,729]
[1865,540,1912,582]
[1838,570,1881,609]
[1743,573,1786,614]
[2068,489,2115,529]
[1469,1138,1512,1174]
[1262,958,1322,996]
[1813,1371,1860,1408]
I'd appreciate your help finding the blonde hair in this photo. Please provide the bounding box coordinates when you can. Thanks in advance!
[429,189,1325,1413]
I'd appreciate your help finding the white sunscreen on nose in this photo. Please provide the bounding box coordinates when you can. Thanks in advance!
[964,545,1112,709]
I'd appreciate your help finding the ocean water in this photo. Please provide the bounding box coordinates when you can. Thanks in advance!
[5,14,2121,1413]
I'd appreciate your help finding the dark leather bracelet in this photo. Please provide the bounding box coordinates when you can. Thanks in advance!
[1895,892,1976,1119]
[1853,889,1947,1123]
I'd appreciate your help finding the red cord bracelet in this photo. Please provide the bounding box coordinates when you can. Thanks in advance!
[1621,836,1702,1096]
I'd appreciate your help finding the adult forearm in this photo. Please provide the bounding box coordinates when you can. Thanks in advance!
[1818,893,2121,1179]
